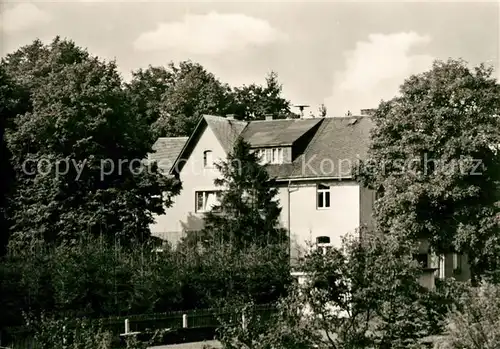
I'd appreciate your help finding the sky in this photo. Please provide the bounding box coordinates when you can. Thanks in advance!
[1,0,499,116]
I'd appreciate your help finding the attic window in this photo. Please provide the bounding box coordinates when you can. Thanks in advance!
[203,150,213,168]
[256,148,284,164]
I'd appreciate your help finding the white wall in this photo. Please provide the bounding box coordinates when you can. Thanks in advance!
[150,123,226,245]
[277,180,361,261]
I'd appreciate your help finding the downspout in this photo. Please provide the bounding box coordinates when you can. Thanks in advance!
[287,179,299,263]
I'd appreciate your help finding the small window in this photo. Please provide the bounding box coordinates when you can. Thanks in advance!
[316,236,332,255]
[277,148,284,163]
[317,184,330,209]
[316,236,330,244]
[203,150,213,168]
[453,253,462,271]
[415,253,429,268]
[256,149,266,164]
[195,191,221,213]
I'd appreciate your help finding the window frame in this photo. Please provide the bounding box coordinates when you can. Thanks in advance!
[203,150,213,168]
[316,184,331,209]
[195,190,222,213]
[316,236,333,255]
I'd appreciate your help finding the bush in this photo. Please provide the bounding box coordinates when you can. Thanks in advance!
[436,282,500,349]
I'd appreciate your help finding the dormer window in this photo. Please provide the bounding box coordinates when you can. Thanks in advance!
[203,150,213,168]
[256,147,285,164]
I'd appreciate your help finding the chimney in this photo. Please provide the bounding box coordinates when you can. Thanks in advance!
[360,108,376,116]
[226,114,235,120]
[265,114,273,121]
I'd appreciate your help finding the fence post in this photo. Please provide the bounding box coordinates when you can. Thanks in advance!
[62,325,67,348]
[241,313,247,330]
[124,319,130,334]
[182,314,188,328]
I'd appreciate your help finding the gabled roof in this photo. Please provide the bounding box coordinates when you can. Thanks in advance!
[149,136,188,173]
[205,115,247,153]
[172,115,247,174]
[155,114,374,180]
[241,118,322,147]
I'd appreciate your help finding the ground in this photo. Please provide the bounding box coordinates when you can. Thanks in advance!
[150,340,221,349]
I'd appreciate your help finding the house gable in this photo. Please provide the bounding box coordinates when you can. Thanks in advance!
[171,115,247,175]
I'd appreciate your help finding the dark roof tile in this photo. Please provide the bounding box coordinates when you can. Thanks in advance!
[241,118,322,147]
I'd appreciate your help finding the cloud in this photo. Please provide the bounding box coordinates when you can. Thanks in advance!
[325,32,434,116]
[0,3,51,33]
[133,11,287,55]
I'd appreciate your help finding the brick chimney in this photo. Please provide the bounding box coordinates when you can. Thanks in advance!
[226,114,235,120]
[265,114,273,121]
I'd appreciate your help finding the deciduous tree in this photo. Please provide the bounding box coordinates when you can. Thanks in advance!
[1,37,180,245]
[357,59,500,282]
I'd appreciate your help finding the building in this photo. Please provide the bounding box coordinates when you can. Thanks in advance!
[149,113,375,262]
[148,113,470,286]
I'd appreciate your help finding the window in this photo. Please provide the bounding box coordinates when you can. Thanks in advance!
[453,253,462,272]
[255,148,285,164]
[415,253,429,268]
[317,184,330,209]
[316,236,332,255]
[195,191,221,212]
[203,150,213,168]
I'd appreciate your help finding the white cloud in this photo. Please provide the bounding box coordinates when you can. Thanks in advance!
[325,32,434,116]
[0,3,51,33]
[133,11,287,55]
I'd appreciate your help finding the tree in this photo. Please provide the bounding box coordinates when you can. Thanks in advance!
[217,232,455,349]
[232,71,290,120]
[0,66,23,255]
[150,61,234,137]
[1,37,180,246]
[125,65,175,128]
[357,59,500,282]
[201,137,288,249]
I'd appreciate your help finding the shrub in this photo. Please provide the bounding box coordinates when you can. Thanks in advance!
[436,282,500,349]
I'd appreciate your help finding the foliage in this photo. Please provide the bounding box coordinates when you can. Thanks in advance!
[25,314,113,349]
[146,61,234,137]
[216,292,321,349]
[232,71,290,120]
[357,59,500,281]
[1,37,181,246]
[0,236,288,330]
[436,282,500,349]
[176,241,291,308]
[201,137,288,249]
[0,65,21,255]
[218,231,456,349]
[128,64,291,138]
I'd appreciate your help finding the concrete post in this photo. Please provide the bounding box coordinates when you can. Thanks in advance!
[124,319,130,334]
[182,314,188,328]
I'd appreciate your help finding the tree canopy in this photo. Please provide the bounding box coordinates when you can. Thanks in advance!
[1,37,180,246]
[128,63,291,137]
[358,59,500,281]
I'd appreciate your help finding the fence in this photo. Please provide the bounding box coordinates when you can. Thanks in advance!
[1,304,276,349]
